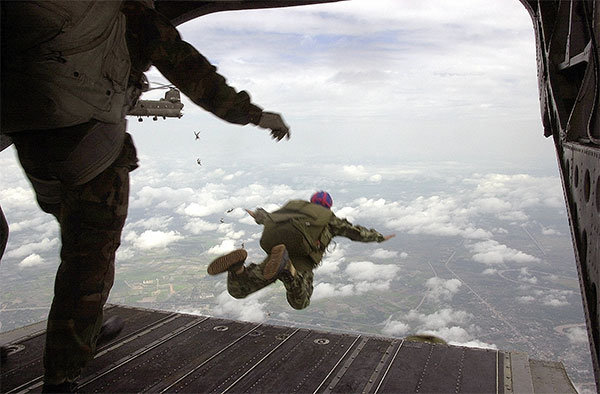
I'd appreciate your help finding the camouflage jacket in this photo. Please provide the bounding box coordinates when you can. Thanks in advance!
[328,215,386,243]
[254,207,385,245]
[121,1,263,125]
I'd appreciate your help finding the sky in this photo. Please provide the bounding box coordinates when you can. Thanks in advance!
[123,0,556,171]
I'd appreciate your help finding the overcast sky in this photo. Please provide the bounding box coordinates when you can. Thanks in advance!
[122,0,557,172]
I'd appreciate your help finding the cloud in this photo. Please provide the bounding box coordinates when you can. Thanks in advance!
[130,230,183,250]
[130,186,195,210]
[564,326,588,345]
[345,261,400,282]
[4,237,59,259]
[468,240,540,265]
[126,216,174,231]
[517,295,535,304]
[0,186,38,211]
[184,218,219,234]
[18,253,46,268]
[482,268,497,275]
[312,282,355,300]
[371,248,399,259]
[213,290,269,322]
[382,320,410,337]
[206,239,237,255]
[541,226,561,235]
[313,255,400,300]
[381,308,496,349]
[406,308,471,330]
[518,268,538,284]
[543,296,569,307]
[425,277,462,302]
[317,246,348,277]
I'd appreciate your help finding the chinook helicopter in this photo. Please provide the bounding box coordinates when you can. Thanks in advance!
[127,77,185,122]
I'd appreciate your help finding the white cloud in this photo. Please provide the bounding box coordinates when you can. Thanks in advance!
[116,247,135,262]
[425,277,462,302]
[345,261,399,282]
[406,308,471,330]
[131,230,183,250]
[518,267,538,284]
[184,218,219,234]
[381,308,496,349]
[543,296,569,307]
[0,186,38,211]
[517,295,535,304]
[541,226,561,235]
[5,237,59,259]
[312,282,355,300]
[213,290,269,322]
[130,186,195,210]
[18,253,46,268]
[206,239,237,255]
[126,216,174,231]
[371,248,398,259]
[468,240,539,265]
[317,246,347,277]
[342,165,368,180]
[482,268,497,275]
[382,319,410,337]
[369,174,382,183]
[564,326,588,345]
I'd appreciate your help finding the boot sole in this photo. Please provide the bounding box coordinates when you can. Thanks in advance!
[263,244,289,280]
[207,249,247,275]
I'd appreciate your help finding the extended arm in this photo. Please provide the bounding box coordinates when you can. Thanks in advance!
[245,208,270,225]
[329,215,394,242]
[122,2,289,139]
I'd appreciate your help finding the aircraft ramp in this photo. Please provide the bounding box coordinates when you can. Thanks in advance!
[0,304,576,393]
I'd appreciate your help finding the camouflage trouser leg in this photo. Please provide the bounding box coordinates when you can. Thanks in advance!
[11,127,137,384]
[42,158,131,385]
[227,256,315,310]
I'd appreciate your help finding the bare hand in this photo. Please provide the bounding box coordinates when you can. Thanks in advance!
[245,209,256,218]
[258,112,290,141]
[383,234,396,241]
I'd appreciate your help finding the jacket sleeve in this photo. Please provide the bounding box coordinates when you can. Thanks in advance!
[121,1,263,125]
[252,208,270,225]
[328,215,385,243]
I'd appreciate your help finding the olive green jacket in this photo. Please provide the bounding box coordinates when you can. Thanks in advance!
[254,200,386,264]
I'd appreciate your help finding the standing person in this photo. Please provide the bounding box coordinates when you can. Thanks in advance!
[208,191,395,310]
[1,1,289,391]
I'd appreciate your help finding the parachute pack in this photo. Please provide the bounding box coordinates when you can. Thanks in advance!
[259,200,333,262]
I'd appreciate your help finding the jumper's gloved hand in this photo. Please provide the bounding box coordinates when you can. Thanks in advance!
[258,112,290,141]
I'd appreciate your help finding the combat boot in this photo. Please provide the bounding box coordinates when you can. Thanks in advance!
[263,244,296,281]
[207,249,247,275]
[97,316,125,348]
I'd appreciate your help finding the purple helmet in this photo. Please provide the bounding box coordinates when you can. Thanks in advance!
[310,191,333,209]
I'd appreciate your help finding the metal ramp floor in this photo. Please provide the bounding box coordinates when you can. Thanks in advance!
[0,305,576,393]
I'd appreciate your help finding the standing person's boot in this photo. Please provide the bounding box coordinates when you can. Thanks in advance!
[97,316,125,348]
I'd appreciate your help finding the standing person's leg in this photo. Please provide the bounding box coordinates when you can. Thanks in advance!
[11,125,137,390]
[43,158,131,386]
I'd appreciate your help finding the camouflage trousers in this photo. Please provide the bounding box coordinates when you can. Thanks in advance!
[11,125,138,385]
[227,256,315,310]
